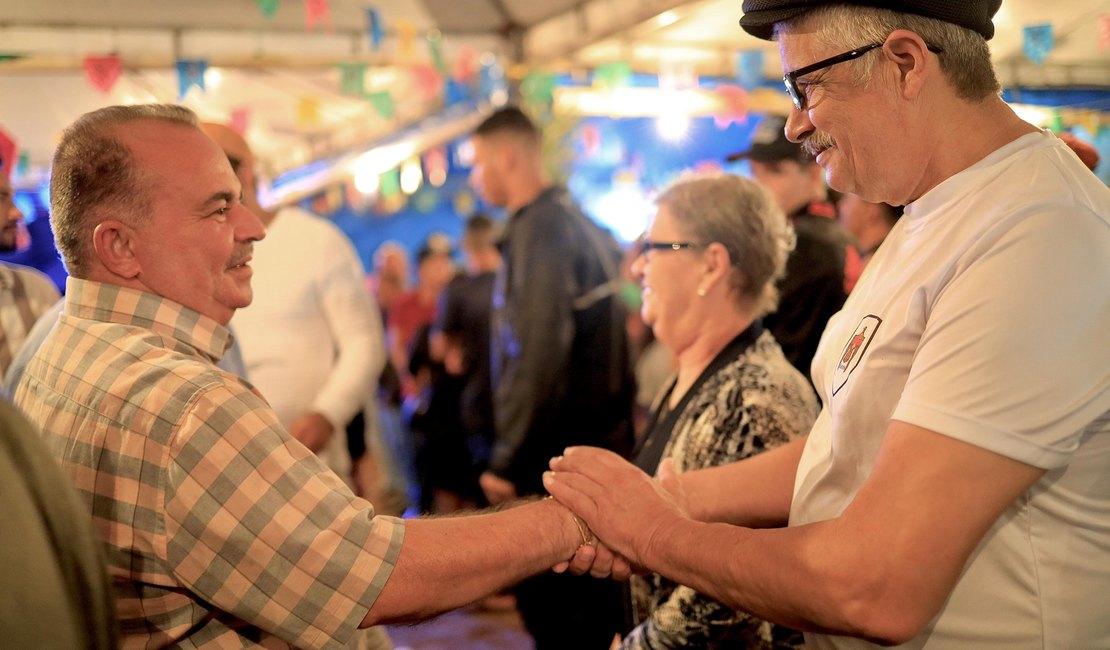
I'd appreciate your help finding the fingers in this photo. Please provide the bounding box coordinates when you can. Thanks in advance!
[609,553,632,582]
[562,544,597,576]
[588,544,615,579]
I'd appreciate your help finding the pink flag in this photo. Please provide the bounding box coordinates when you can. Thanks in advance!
[84,54,122,94]
[304,0,330,30]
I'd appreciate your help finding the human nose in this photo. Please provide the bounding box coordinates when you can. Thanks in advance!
[233,204,266,243]
[785,107,814,144]
[630,250,646,279]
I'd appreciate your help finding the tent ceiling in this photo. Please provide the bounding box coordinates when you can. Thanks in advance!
[2,0,1107,187]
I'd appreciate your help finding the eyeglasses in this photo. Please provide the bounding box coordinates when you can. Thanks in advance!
[639,240,703,257]
[783,41,944,111]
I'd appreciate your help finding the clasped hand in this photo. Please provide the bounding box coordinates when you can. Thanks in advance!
[545,447,689,574]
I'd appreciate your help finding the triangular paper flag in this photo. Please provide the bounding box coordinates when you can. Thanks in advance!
[230,108,250,135]
[257,0,279,19]
[304,0,331,30]
[1023,24,1053,64]
[338,62,367,96]
[176,59,208,100]
[84,54,122,94]
[0,126,16,180]
[367,7,384,51]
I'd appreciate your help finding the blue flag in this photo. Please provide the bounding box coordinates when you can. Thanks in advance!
[176,59,208,99]
[737,50,764,90]
[367,8,383,51]
[1023,24,1053,64]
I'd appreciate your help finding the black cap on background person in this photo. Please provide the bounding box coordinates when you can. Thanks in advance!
[726,115,810,164]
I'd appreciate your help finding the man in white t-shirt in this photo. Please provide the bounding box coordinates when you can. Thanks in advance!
[545,2,1110,648]
[202,123,385,490]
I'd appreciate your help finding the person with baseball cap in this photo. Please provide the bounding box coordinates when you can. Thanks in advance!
[730,114,860,377]
[546,2,1110,647]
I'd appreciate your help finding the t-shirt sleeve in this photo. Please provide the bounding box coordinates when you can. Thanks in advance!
[893,206,1110,469]
[163,382,404,649]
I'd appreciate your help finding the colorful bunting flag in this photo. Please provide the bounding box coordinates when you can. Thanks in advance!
[736,50,764,90]
[427,31,447,74]
[453,46,477,82]
[380,167,401,198]
[521,72,556,106]
[230,108,250,135]
[175,59,208,100]
[593,62,632,91]
[84,54,122,94]
[297,96,322,129]
[714,84,750,129]
[412,64,442,102]
[366,91,395,119]
[16,151,29,178]
[338,62,367,96]
[367,7,384,51]
[444,79,468,106]
[1022,23,1053,64]
[397,21,416,59]
[257,0,279,19]
[304,0,330,30]
[0,127,16,180]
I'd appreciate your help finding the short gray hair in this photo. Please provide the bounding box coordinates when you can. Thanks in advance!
[656,172,794,316]
[50,104,198,277]
[780,5,1000,102]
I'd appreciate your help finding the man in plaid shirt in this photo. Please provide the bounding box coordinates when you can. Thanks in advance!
[15,104,611,649]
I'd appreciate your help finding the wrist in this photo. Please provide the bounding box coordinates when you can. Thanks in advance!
[544,496,594,553]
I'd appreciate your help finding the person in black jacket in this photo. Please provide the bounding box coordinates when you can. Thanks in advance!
[469,106,635,650]
[730,114,860,382]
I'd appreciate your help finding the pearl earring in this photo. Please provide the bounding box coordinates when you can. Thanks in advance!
[696,287,706,297]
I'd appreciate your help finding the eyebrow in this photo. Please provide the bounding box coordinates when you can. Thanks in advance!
[200,191,236,208]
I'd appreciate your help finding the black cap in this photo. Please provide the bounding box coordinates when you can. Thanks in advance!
[739,0,1003,41]
[726,115,808,164]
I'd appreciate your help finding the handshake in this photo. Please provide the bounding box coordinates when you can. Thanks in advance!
[543,448,689,581]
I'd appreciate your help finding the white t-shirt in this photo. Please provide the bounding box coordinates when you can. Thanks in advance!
[232,207,384,481]
[792,131,1110,649]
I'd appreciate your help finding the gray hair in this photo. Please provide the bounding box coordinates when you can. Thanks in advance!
[50,104,199,277]
[780,5,1000,102]
[656,172,794,316]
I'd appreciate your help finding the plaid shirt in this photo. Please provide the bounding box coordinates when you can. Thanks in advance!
[0,262,59,376]
[15,278,404,649]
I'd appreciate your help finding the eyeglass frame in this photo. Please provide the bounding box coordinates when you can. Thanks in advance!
[783,40,944,111]
[638,240,705,257]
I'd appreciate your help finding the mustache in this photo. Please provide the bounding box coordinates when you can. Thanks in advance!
[226,245,253,269]
[802,132,837,158]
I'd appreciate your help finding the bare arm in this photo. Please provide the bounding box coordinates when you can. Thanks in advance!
[680,436,807,527]
[547,421,1045,644]
[361,498,583,626]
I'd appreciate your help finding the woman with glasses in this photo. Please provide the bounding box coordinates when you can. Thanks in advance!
[622,172,818,649]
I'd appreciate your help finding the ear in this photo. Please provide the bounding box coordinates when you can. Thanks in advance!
[882,29,933,101]
[91,219,142,279]
[698,242,733,294]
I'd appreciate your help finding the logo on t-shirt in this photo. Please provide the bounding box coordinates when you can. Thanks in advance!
[832,315,881,396]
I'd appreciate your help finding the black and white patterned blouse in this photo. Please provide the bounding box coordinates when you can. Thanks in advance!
[624,321,819,650]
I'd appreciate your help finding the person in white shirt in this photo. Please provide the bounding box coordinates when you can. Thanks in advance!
[545,2,1110,648]
[202,123,385,489]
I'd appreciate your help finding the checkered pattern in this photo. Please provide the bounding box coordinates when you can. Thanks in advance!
[15,278,404,649]
[0,263,59,375]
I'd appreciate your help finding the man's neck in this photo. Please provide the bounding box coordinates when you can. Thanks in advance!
[907,97,1038,203]
[504,174,549,215]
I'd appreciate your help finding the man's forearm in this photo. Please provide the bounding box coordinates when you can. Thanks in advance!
[362,498,581,626]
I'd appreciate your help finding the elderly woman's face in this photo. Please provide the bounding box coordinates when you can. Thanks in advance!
[632,206,705,350]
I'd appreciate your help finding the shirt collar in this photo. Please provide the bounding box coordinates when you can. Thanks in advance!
[63,277,233,364]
